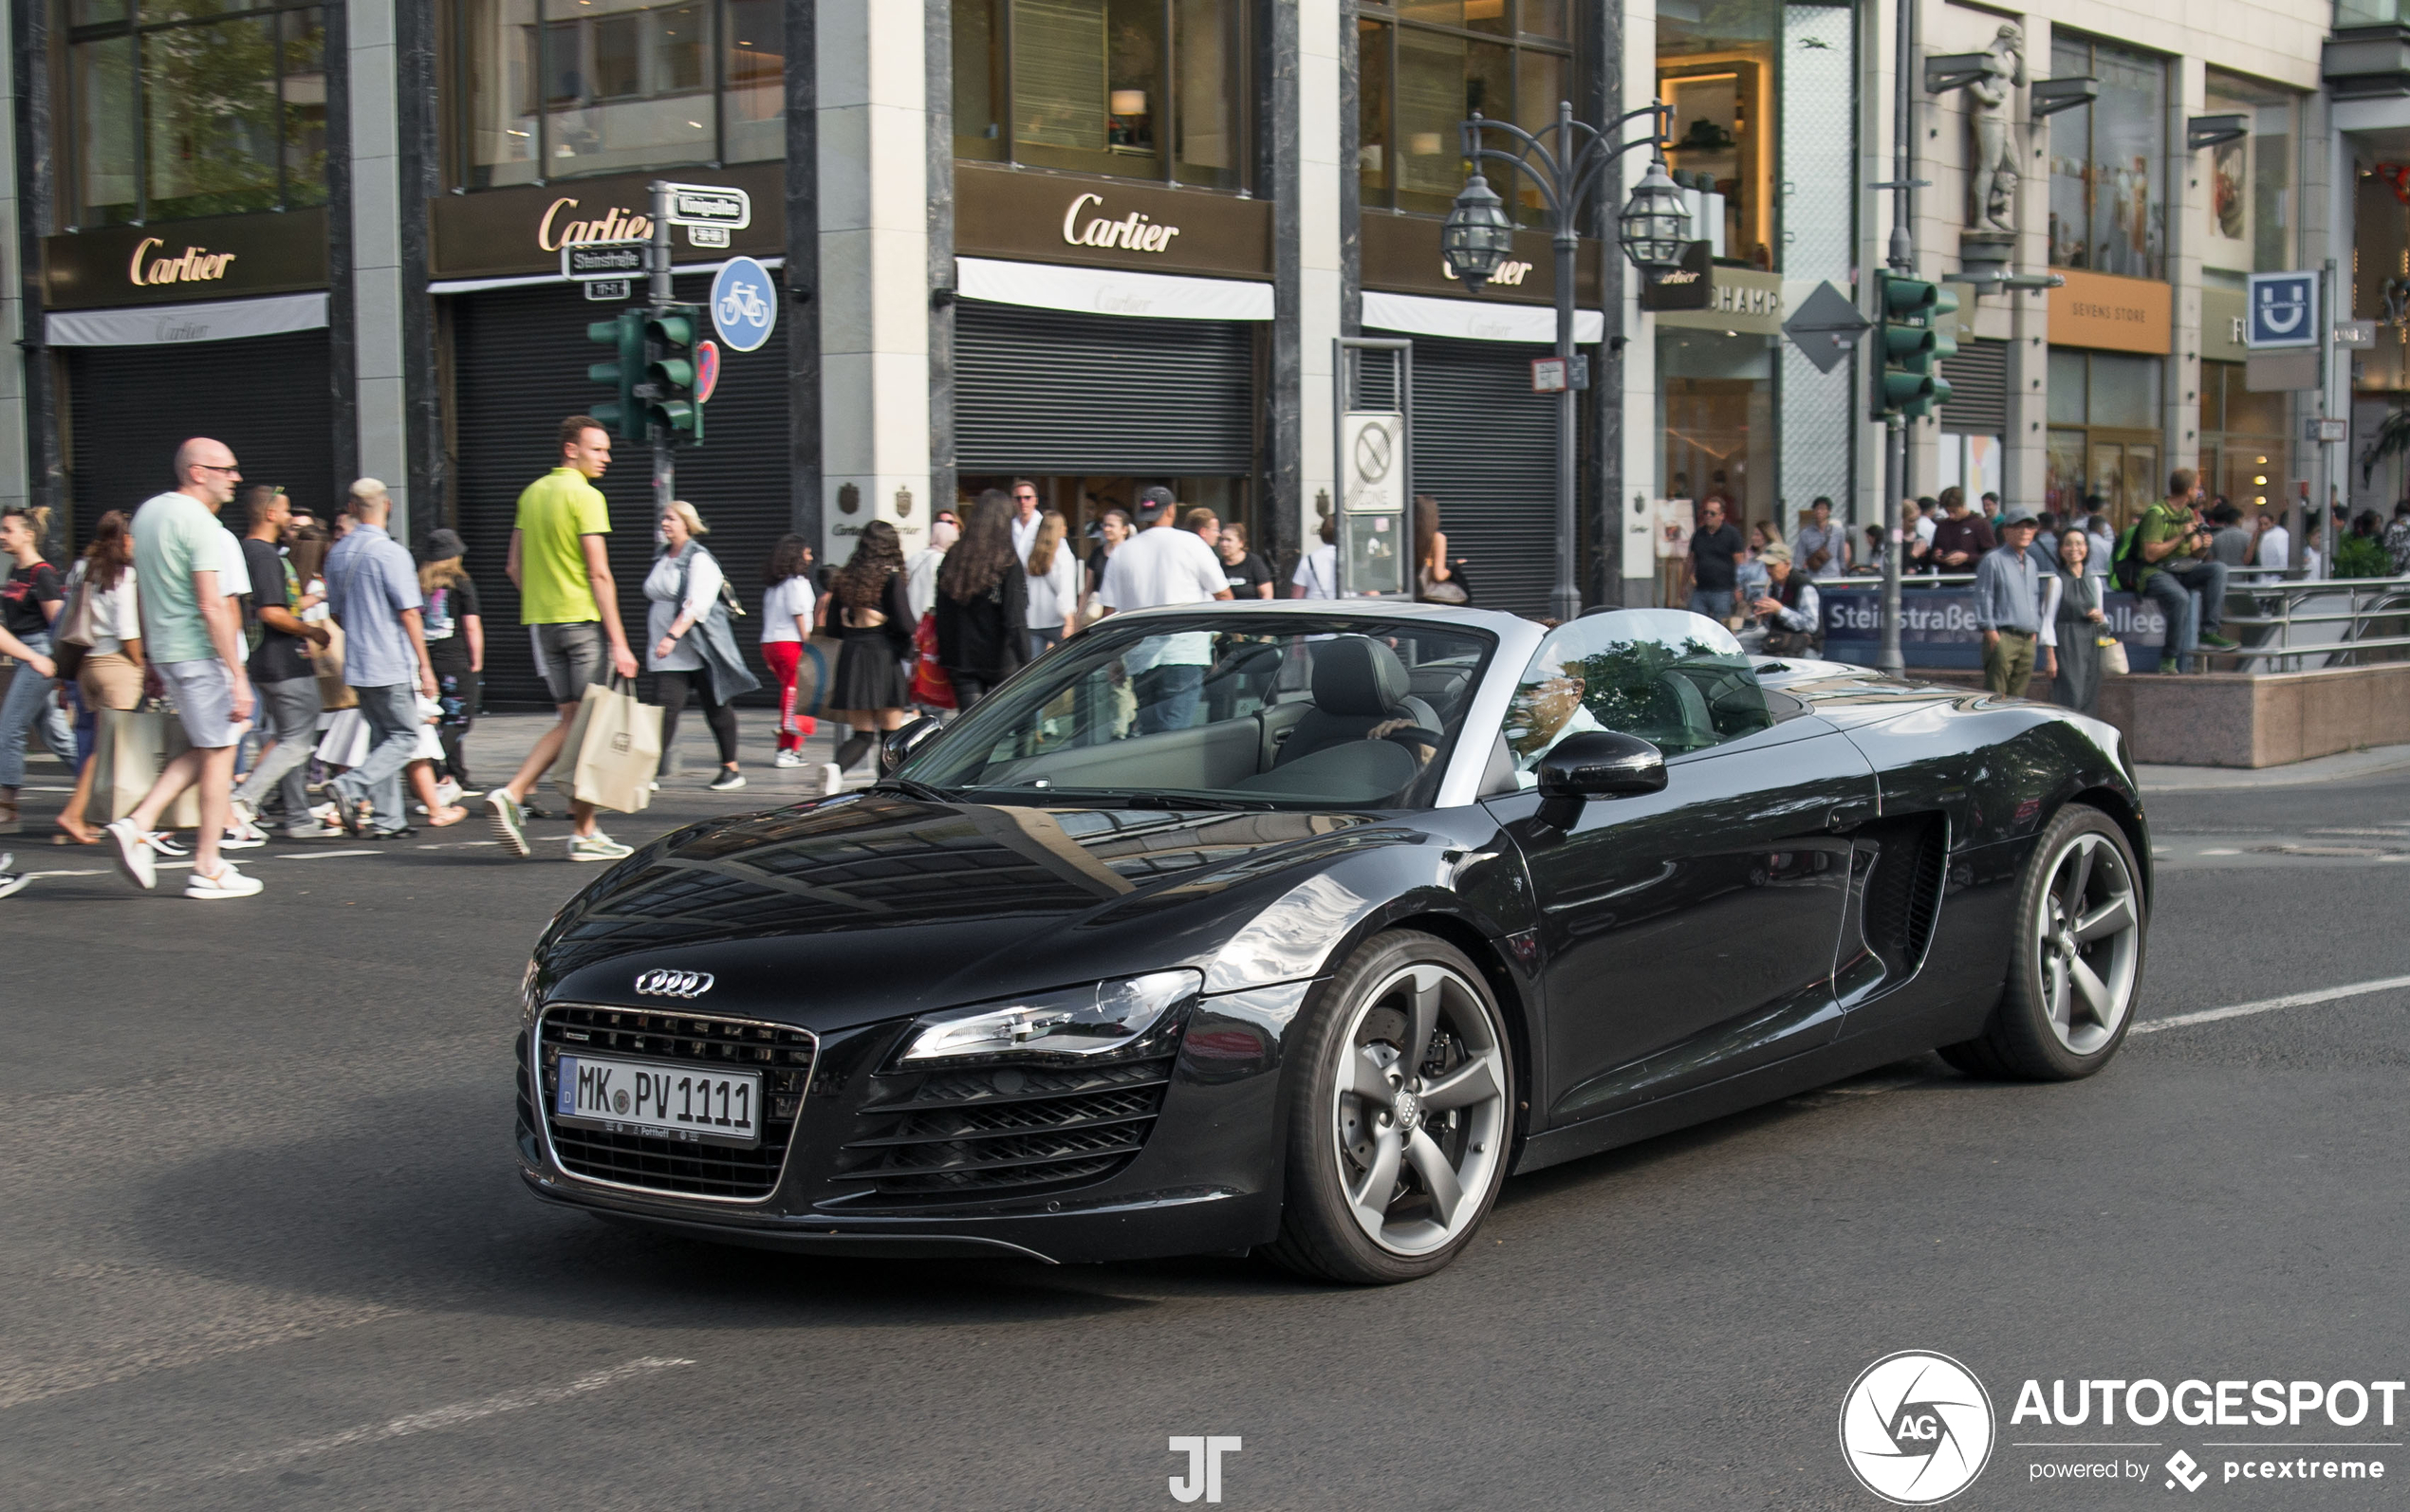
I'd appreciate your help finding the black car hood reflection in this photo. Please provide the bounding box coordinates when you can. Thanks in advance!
[536,794,1390,1026]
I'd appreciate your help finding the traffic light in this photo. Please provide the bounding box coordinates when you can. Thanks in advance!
[1875,274,1960,420]
[585,310,646,442]
[644,304,706,445]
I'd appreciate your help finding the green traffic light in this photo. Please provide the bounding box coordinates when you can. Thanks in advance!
[648,314,696,347]
[649,359,695,388]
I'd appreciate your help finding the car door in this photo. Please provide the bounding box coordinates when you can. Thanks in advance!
[1481,612,1877,1126]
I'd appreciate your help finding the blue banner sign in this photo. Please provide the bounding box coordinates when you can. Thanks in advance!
[1818,587,2169,672]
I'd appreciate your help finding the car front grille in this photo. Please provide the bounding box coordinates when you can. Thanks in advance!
[535,1005,817,1201]
[833,1055,1177,1203]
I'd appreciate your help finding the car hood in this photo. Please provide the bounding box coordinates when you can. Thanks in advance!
[531,794,1399,1032]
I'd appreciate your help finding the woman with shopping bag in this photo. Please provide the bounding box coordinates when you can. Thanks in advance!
[50,510,143,844]
[644,501,759,793]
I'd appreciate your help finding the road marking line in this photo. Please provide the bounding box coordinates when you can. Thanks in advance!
[24,868,106,879]
[275,849,382,860]
[90,1356,695,1500]
[2132,974,2410,1036]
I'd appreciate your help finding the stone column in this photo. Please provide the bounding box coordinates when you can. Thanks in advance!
[0,4,31,515]
[348,0,414,532]
[8,0,57,524]
[1622,0,1659,601]
[818,1,931,561]
[2001,12,2048,522]
[2166,55,2203,481]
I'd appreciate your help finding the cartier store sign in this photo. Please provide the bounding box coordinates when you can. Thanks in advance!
[44,206,329,311]
[956,162,1270,280]
[1359,211,1599,307]
[428,162,783,280]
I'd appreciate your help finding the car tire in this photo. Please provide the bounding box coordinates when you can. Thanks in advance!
[1263,931,1515,1284]
[1939,802,2147,1081]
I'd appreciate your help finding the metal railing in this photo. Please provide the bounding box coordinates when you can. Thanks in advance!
[2218,574,2410,671]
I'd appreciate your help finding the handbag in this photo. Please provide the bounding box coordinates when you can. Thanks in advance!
[1418,563,1470,605]
[310,618,358,711]
[91,707,199,827]
[1764,627,1819,656]
[52,578,96,681]
[910,612,956,710]
[2099,636,2130,677]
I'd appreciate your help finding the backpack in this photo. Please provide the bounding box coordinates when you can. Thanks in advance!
[2109,521,2146,592]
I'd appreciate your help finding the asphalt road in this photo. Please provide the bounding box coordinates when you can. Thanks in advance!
[3,750,2407,1511]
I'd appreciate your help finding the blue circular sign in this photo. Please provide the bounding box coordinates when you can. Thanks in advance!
[709,256,779,354]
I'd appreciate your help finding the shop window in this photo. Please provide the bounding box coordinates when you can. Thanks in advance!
[65,0,327,227]
[1356,3,1578,224]
[952,0,1247,191]
[2199,360,2290,512]
[2047,33,2166,281]
[2043,348,2164,528]
[2201,73,2296,286]
[1657,328,1774,536]
[452,0,783,190]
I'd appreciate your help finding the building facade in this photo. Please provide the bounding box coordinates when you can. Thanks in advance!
[0,0,2348,703]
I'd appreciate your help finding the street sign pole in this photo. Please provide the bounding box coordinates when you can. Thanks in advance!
[650,180,674,519]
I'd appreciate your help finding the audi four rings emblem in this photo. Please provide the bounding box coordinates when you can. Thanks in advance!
[634,969,715,999]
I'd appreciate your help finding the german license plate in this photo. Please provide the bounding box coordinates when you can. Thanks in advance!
[555,1054,761,1147]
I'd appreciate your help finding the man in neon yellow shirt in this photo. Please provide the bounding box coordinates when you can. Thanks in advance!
[484,415,639,860]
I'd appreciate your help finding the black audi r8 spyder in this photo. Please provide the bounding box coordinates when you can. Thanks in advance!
[514,603,2150,1283]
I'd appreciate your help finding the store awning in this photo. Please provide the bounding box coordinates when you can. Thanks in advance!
[45,291,329,347]
[1363,290,1604,345]
[956,256,1274,322]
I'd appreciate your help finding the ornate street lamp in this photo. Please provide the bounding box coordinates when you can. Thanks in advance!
[1444,101,1679,622]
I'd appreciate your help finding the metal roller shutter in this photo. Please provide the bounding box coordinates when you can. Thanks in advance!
[451,278,790,709]
[1359,332,1556,616]
[955,299,1254,474]
[65,330,335,546]
[1938,337,2008,433]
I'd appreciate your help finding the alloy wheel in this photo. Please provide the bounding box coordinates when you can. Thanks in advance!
[2034,830,2141,1056]
[1331,962,1509,1257]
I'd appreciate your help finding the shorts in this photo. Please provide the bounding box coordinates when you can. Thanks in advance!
[530,621,607,704]
[158,657,240,750]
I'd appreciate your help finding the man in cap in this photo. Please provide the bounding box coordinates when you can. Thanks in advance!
[1973,505,2046,696]
[1096,485,1233,732]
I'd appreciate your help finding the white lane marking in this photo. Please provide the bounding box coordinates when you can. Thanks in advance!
[2199,848,2240,856]
[24,868,106,879]
[89,1357,695,1500]
[2131,974,2410,1036]
[275,849,382,860]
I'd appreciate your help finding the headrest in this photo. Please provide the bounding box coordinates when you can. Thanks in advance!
[1312,636,1411,717]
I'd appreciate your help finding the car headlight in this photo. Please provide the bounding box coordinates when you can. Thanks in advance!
[899,970,1202,1062]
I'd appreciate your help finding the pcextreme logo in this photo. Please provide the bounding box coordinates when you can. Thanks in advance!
[1840,1352,1997,1504]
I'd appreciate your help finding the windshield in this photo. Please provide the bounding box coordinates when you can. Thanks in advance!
[1507,610,1772,782]
[899,614,1497,810]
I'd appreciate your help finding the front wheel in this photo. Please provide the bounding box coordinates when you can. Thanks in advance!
[1264,931,1516,1284]
[1939,802,2147,1080]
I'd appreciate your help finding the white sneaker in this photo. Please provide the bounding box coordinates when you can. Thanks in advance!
[219,825,268,851]
[186,862,264,899]
[434,778,463,808]
[104,818,157,891]
[818,763,845,796]
[567,831,635,862]
[773,749,805,769]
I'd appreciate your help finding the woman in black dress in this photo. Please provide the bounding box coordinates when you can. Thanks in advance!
[825,520,914,777]
[935,490,1029,710]
[2043,526,2107,713]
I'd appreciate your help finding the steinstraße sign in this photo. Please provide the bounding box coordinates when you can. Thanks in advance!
[563,241,647,282]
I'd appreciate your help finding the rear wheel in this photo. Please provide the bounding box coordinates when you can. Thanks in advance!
[1264,931,1514,1284]
[1939,803,2146,1080]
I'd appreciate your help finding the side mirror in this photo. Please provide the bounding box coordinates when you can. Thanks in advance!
[1534,730,1666,828]
[880,715,943,776]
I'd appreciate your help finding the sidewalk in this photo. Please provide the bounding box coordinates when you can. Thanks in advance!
[461,706,874,802]
[2136,743,2410,794]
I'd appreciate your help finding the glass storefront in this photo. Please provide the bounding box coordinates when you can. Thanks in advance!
[2048,33,2167,281]
[453,0,782,189]
[1658,0,1776,270]
[2199,361,2290,513]
[65,0,328,227]
[1658,328,1775,533]
[954,0,1248,190]
[1355,3,1573,222]
[2201,71,2296,286]
[2045,348,2163,527]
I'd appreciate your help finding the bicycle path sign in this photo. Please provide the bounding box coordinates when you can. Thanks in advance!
[710,256,778,353]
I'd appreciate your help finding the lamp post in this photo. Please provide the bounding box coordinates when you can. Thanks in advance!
[1443,100,1684,623]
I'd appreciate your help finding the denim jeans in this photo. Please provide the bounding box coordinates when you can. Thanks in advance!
[330,682,420,833]
[234,674,325,827]
[0,632,77,788]
[1688,589,1736,621]
[2141,561,2227,671]
[1134,663,1205,734]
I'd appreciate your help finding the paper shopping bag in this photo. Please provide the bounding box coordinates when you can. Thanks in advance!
[91,707,200,828]
[550,680,661,814]
[310,620,357,712]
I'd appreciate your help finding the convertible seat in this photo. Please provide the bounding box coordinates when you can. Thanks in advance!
[1274,636,1439,766]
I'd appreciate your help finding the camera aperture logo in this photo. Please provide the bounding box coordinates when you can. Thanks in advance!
[1841,1351,1997,1504]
